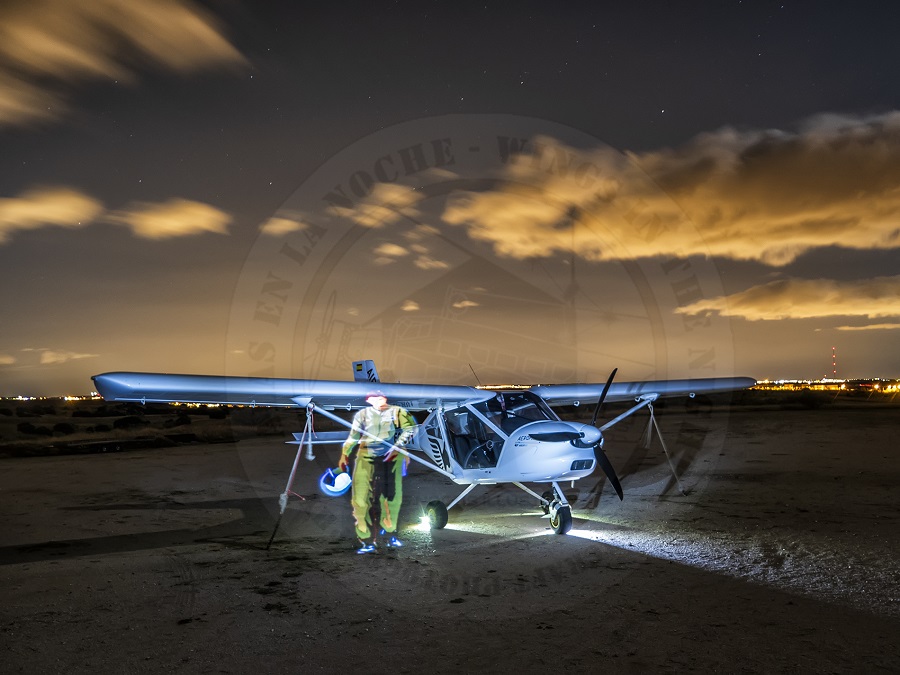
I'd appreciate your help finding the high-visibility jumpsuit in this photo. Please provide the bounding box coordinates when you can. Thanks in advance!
[341,405,416,543]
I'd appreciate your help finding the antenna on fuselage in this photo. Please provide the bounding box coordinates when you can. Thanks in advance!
[468,363,482,386]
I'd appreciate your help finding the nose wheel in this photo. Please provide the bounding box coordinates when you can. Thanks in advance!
[539,486,573,534]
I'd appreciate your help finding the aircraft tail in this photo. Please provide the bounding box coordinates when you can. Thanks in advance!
[352,359,380,383]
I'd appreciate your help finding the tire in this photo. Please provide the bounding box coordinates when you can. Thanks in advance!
[425,500,448,529]
[549,505,572,535]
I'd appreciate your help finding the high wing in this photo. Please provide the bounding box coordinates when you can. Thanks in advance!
[529,376,756,406]
[91,372,491,411]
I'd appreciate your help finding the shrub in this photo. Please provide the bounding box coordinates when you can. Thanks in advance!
[113,416,145,430]
[53,422,76,435]
[17,422,52,436]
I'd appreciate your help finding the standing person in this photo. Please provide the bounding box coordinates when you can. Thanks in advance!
[339,390,416,554]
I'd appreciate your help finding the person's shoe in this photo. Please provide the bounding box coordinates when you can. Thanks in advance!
[357,541,377,555]
[386,535,404,549]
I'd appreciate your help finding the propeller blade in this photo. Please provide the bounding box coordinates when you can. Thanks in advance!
[595,448,624,500]
[589,367,618,428]
[530,431,582,443]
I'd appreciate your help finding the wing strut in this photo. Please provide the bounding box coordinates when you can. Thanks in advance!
[266,404,314,550]
[598,393,686,496]
[307,403,457,480]
[643,401,687,496]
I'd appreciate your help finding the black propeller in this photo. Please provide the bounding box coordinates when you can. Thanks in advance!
[590,368,623,500]
[590,367,617,428]
[595,448,624,500]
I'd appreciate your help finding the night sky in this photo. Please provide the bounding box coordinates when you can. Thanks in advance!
[2,1,899,396]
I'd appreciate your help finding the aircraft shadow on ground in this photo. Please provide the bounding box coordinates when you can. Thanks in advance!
[1,488,644,565]
[0,496,280,565]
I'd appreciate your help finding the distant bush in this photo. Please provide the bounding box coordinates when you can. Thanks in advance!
[797,389,829,409]
[0,407,12,416]
[17,422,52,436]
[165,414,192,428]
[113,416,145,430]
[87,424,112,433]
[53,422,76,435]
[207,407,228,419]
[16,405,55,417]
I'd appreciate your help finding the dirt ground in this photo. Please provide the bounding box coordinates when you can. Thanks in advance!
[1,403,898,673]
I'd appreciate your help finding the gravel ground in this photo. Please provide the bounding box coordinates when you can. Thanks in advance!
[1,404,898,673]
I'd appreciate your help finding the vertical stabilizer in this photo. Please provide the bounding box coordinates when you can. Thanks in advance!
[352,360,380,383]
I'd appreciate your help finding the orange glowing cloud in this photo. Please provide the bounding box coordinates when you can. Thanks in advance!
[107,199,230,239]
[1,186,234,243]
[0,186,103,243]
[442,113,900,266]
[834,323,900,331]
[259,212,310,236]
[0,0,246,126]
[39,349,98,366]
[329,182,425,228]
[678,275,900,321]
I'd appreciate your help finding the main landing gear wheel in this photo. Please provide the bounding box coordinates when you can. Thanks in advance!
[425,500,448,529]
[549,504,572,535]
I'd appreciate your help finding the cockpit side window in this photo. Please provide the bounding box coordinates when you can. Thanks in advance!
[444,408,499,469]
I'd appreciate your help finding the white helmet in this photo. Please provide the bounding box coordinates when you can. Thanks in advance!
[319,467,352,497]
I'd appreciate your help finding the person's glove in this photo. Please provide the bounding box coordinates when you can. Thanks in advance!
[338,454,350,472]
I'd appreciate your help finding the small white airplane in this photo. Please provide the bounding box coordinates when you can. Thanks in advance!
[92,362,755,537]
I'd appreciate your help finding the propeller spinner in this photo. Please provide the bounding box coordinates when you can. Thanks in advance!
[530,368,625,500]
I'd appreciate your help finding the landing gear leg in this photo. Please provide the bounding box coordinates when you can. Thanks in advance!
[513,482,573,535]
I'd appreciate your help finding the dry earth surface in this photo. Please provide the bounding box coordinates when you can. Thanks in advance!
[1,401,898,673]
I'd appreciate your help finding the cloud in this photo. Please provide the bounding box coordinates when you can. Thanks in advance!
[107,199,230,239]
[677,275,900,321]
[441,113,900,266]
[401,299,420,312]
[0,354,16,366]
[259,213,309,236]
[1,185,234,244]
[0,0,246,127]
[39,350,98,365]
[451,300,479,309]
[0,186,103,243]
[374,243,409,257]
[330,183,425,228]
[413,255,449,271]
[835,323,900,331]
[371,242,410,265]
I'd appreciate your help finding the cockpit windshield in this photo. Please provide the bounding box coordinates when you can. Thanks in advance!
[473,390,558,435]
